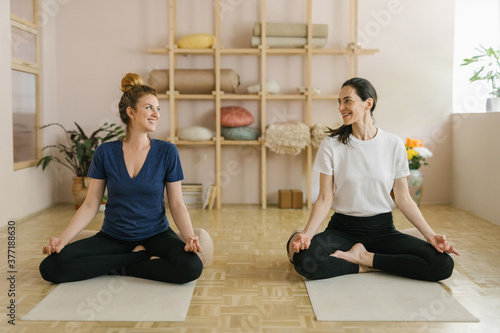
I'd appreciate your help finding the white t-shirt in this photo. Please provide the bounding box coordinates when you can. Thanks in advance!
[313,129,409,217]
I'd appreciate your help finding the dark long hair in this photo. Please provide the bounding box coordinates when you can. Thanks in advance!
[327,77,378,145]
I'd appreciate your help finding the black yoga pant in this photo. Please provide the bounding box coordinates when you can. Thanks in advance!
[39,228,203,284]
[293,212,454,282]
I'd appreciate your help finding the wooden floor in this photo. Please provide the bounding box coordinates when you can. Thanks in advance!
[1,204,499,332]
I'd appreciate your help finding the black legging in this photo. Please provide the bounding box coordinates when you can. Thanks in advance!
[292,212,454,282]
[39,228,203,284]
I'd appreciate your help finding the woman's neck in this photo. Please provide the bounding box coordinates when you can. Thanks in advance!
[122,131,150,150]
[351,116,377,141]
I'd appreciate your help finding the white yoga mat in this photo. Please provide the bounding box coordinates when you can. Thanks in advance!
[305,272,479,322]
[22,276,196,322]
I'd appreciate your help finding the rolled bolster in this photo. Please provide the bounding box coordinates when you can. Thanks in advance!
[147,69,240,94]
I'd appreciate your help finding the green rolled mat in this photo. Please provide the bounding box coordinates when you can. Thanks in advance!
[253,22,328,38]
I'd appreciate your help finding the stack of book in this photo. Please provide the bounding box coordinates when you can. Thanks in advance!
[181,183,203,208]
[202,184,217,209]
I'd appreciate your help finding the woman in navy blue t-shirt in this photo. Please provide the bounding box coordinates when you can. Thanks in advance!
[39,73,203,284]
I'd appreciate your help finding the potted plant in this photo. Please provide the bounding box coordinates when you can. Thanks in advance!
[37,122,125,208]
[461,45,500,111]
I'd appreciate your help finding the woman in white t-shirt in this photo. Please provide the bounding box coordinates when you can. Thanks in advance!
[290,77,459,281]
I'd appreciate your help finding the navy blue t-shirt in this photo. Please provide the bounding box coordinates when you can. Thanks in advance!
[87,139,184,241]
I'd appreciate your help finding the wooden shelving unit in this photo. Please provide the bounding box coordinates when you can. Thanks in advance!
[149,0,378,209]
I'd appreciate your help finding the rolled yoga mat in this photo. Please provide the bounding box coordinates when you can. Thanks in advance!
[147,69,240,94]
[251,36,327,49]
[253,22,328,38]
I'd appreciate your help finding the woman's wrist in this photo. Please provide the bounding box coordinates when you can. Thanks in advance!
[302,228,315,238]
[422,230,436,241]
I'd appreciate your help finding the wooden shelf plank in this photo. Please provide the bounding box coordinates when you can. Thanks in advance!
[156,94,215,100]
[220,94,260,100]
[175,94,215,100]
[175,140,216,146]
[266,48,307,55]
[174,48,215,55]
[149,47,379,56]
[220,48,260,55]
[221,140,262,146]
[148,48,169,54]
[266,94,306,100]
[313,94,340,100]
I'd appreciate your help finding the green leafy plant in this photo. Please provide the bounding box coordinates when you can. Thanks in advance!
[37,122,125,177]
[461,45,500,98]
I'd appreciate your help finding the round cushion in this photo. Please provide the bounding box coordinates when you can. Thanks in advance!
[176,228,214,267]
[287,228,303,263]
[178,33,215,49]
[178,126,214,141]
[221,127,260,140]
[220,106,254,127]
[247,79,280,94]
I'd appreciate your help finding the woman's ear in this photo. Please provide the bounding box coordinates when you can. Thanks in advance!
[126,106,135,120]
[365,98,374,111]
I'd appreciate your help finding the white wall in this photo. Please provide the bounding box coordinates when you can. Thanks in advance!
[0,0,58,228]
[451,113,500,226]
[357,0,454,204]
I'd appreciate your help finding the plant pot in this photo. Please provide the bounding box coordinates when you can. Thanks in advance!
[486,97,500,112]
[407,169,424,206]
[72,177,91,209]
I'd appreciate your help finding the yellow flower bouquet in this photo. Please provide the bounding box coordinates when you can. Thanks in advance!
[405,138,433,170]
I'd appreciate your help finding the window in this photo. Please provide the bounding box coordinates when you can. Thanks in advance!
[11,0,40,169]
[453,0,500,113]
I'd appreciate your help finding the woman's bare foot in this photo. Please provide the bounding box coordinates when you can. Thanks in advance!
[330,243,377,273]
[132,245,159,260]
[132,245,146,252]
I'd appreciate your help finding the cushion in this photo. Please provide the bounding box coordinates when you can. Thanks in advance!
[178,126,214,141]
[147,69,240,94]
[220,106,254,127]
[221,127,260,140]
[70,228,213,267]
[264,121,310,155]
[178,33,215,49]
[247,79,280,94]
[176,228,214,267]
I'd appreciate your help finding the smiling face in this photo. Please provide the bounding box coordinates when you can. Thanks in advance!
[337,85,373,126]
[127,94,160,133]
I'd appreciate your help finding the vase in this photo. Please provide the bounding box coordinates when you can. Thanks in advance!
[407,169,424,206]
[486,97,500,112]
[72,177,91,209]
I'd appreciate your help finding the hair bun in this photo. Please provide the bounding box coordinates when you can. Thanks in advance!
[121,73,144,93]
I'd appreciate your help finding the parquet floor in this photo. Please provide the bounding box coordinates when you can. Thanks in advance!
[1,204,499,332]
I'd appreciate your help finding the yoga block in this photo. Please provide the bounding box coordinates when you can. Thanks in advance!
[292,190,303,208]
[278,190,292,209]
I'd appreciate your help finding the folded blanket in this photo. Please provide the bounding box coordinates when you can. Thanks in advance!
[253,22,328,38]
[251,36,327,49]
